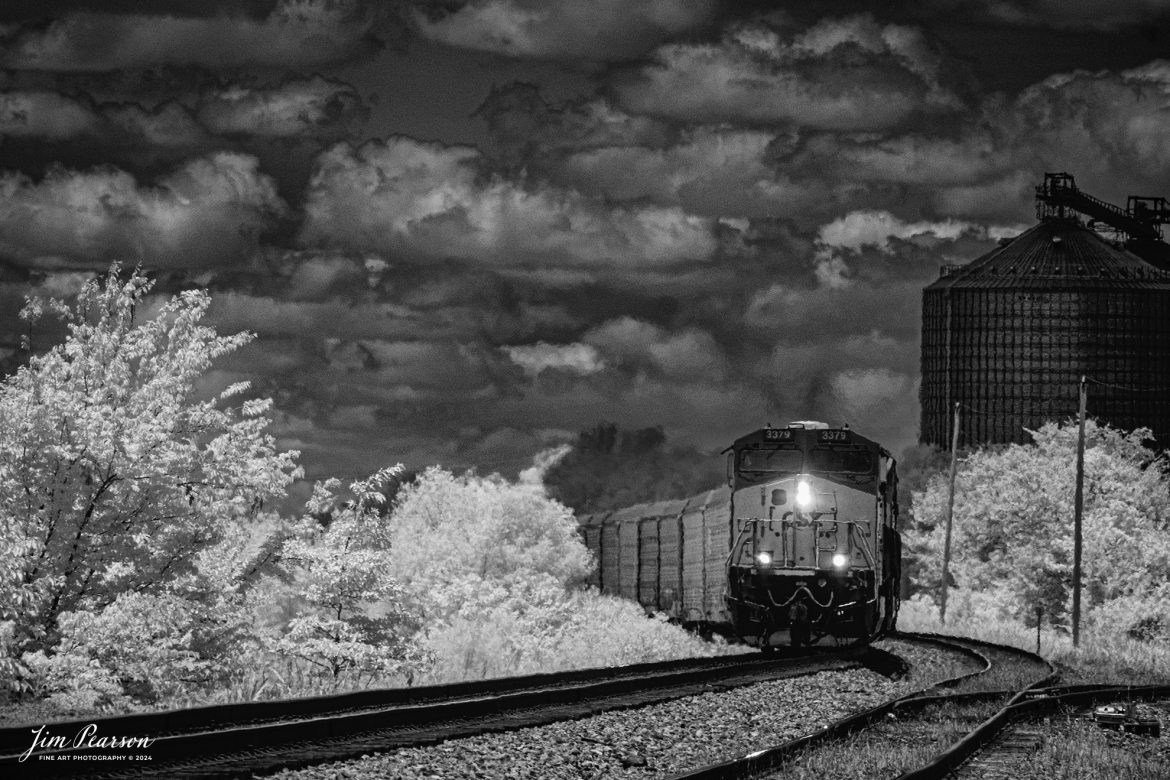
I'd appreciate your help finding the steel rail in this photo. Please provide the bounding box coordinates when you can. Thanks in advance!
[0,648,832,754]
[1,646,878,778]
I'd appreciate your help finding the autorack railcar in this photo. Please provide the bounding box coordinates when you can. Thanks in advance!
[575,421,901,648]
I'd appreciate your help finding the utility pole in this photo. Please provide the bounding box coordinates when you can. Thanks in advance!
[940,402,960,625]
[1072,376,1087,647]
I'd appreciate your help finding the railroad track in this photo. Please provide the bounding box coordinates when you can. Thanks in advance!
[908,683,1170,779]
[0,645,887,778]
[667,631,1057,780]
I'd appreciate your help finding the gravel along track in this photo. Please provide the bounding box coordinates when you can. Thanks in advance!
[260,639,974,780]
[0,649,867,778]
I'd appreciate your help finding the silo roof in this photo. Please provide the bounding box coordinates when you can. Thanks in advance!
[925,219,1170,290]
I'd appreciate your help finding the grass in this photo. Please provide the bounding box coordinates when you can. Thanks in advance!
[773,699,1006,780]
[1021,705,1170,779]
[896,600,1170,686]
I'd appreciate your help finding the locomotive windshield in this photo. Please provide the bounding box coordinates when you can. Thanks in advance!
[808,446,874,474]
[738,447,803,474]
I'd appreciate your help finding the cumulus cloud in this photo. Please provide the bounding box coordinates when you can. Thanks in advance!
[582,317,728,382]
[0,152,285,269]
[299,136,716,267]
[413,0,717,61]
[780,131,1014,188]
[553,128,800,218]
[504,342,605,376]
[0,0,382,71]
[475,83,673,166]
[817,210,1025,253]
[1000,64,1170,196]
[0,90,100,139]
[195,76,368,138]
[613,15,965,131]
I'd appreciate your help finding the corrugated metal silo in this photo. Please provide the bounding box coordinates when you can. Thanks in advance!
[920,218,1170,448]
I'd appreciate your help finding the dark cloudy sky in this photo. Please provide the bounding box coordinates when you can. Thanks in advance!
[3,1,1170,492]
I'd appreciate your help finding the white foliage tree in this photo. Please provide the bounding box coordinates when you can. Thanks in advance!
[275,467,426,685]
[906,421,1170,637]
[0,267,300,693]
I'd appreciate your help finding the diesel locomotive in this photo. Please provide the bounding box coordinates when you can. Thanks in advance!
[575,421,901,648]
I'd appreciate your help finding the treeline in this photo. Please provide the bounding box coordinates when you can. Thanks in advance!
[0,268,718,717]
[903,422,1170,642]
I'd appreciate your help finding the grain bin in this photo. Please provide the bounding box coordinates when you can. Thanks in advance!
[920,218,1170,448]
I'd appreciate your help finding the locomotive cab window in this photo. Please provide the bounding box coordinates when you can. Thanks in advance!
[808,446,874,474]
[738,447,803,474]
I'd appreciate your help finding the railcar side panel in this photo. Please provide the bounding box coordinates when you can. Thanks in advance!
[679,495,709,622]
[657,507,682,614]
[638,516,659,608]
[599,518,620,595]
[616,509,640,601]
[702,490,732,623]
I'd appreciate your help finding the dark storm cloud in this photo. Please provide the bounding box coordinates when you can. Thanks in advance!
[611,15,966,131]
[922,0,1170,30]
[411,0,719,61]
[0,77,367,142]
[0,2,277,21]
[5,0,1170,483]
[775,61,1170,220]
[0,0,384,71]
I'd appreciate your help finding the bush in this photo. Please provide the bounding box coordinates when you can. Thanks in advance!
[419,588,725,684]
[36,592,249,703]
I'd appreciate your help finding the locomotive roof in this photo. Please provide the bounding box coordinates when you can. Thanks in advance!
[730,425,882,451]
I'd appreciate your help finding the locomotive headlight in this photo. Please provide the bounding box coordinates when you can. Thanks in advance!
[832,553,849,569]
[756,551,773,565]
[796,480,813,509]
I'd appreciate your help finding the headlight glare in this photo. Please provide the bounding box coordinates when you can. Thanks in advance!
[796,480,813,509]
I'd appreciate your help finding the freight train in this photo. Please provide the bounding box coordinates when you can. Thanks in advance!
[576,422,901,648]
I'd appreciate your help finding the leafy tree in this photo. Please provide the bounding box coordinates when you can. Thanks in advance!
[0,267,300,667]
[388,467,717,683]
[390,467,593,623]
[543,423,723,513]
[275,467,425,685]
[906,421,1170,637]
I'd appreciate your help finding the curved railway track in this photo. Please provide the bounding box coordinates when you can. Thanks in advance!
[0,645,889,778]
[667,631,1057,780]
[907,683,1170,779]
